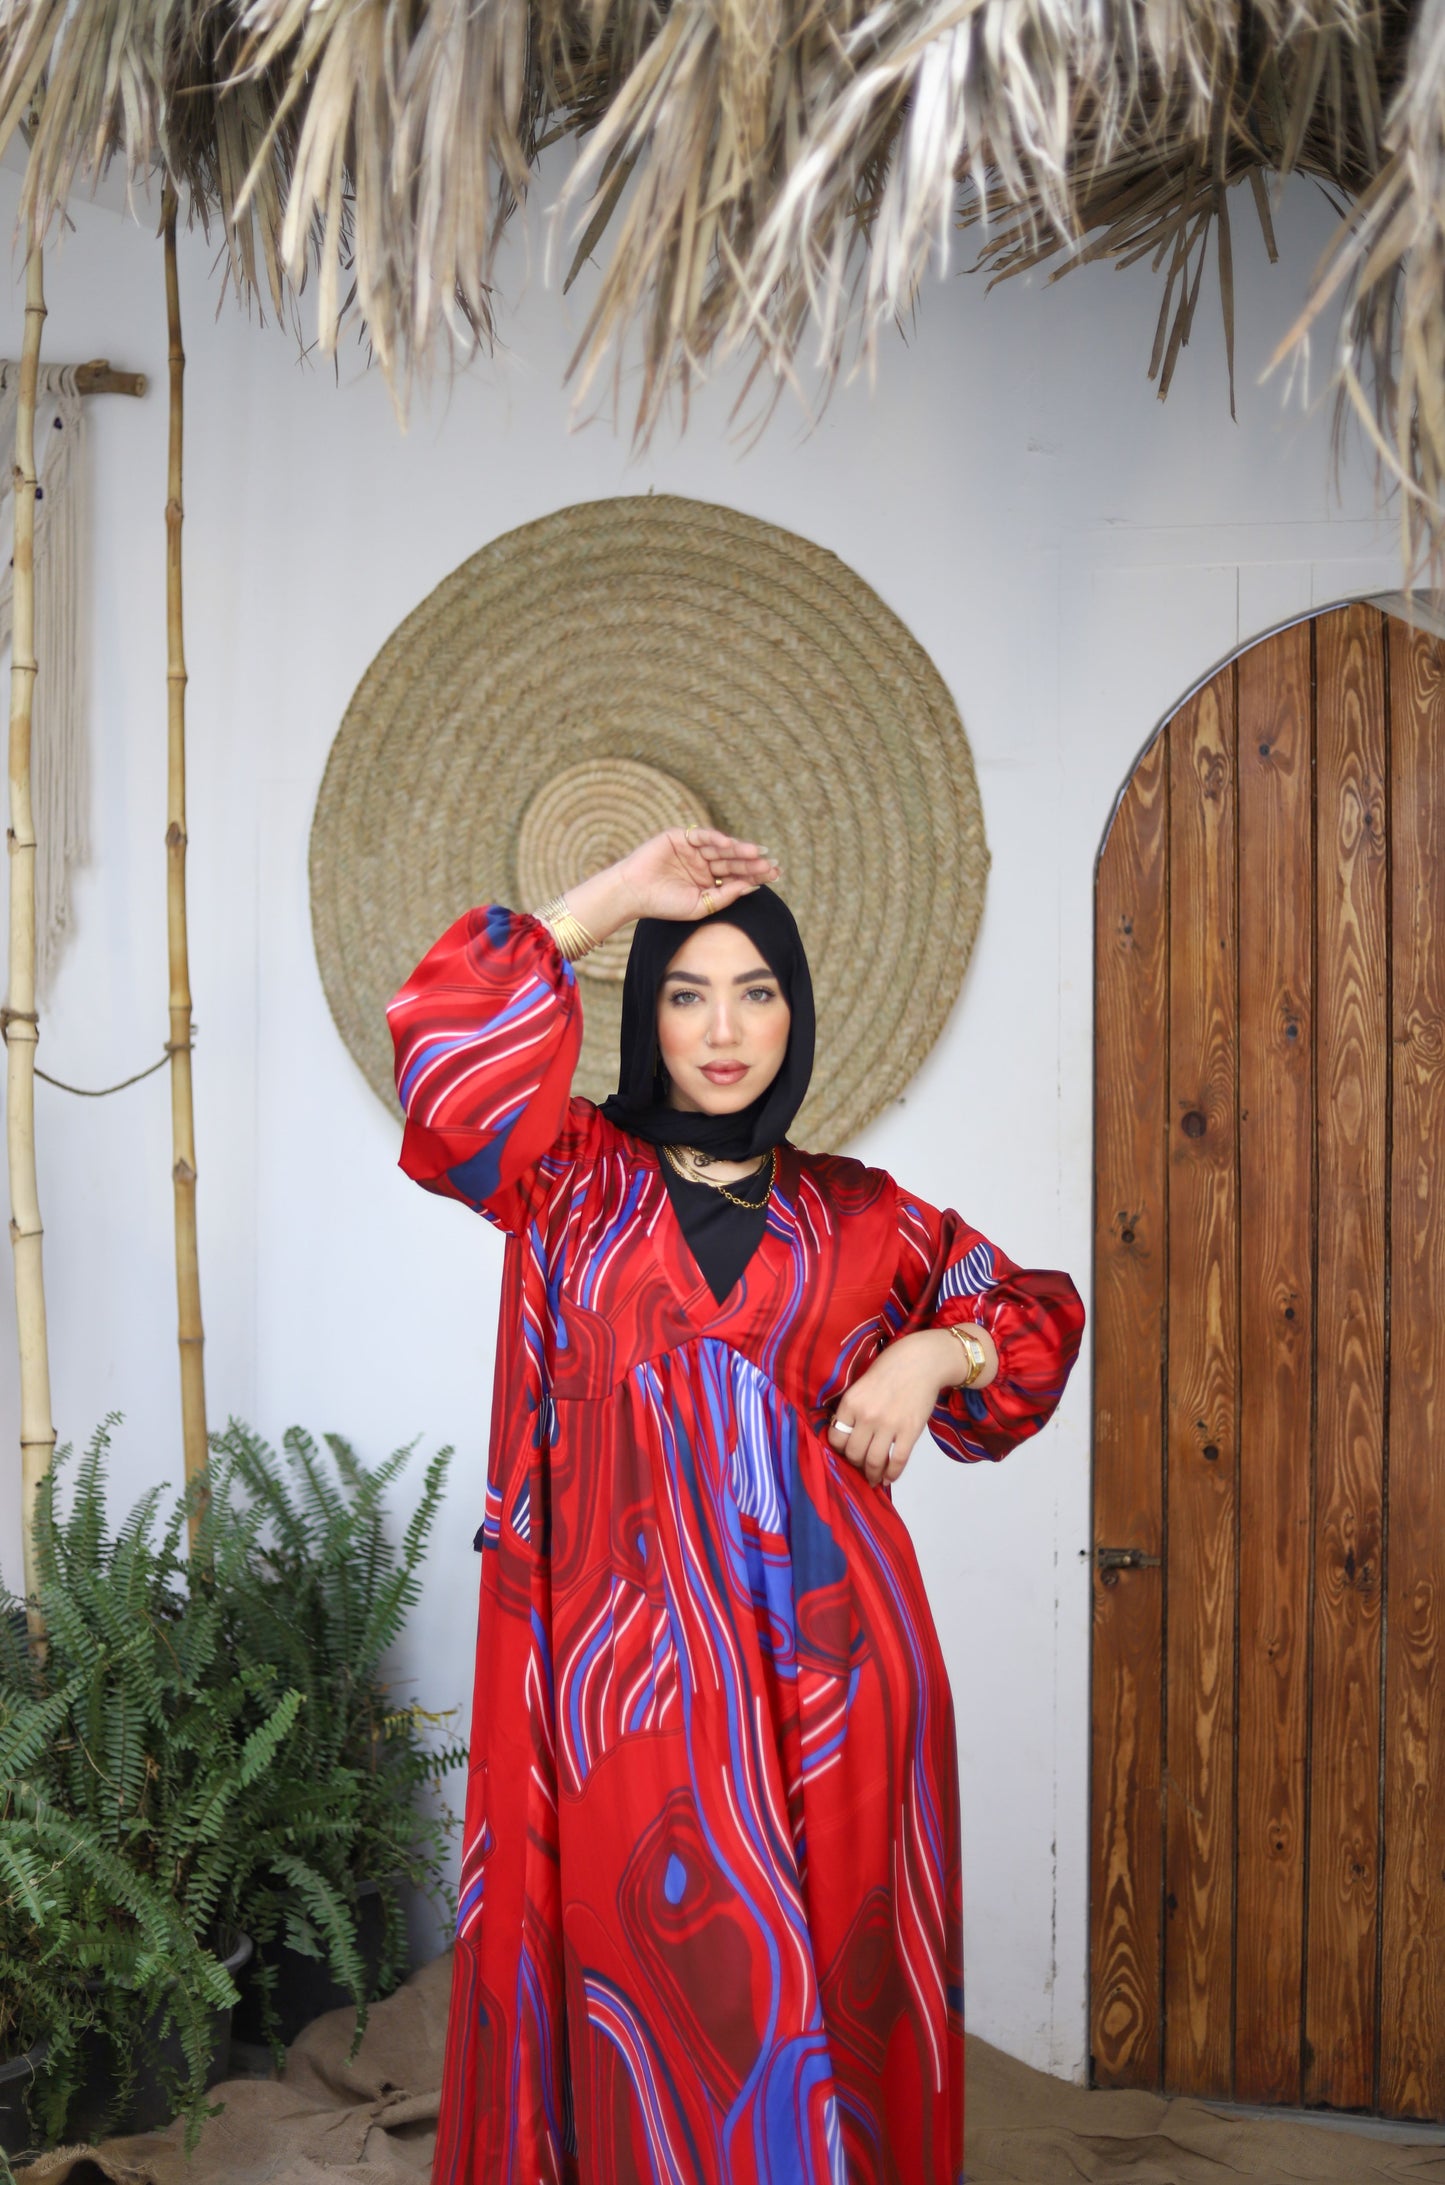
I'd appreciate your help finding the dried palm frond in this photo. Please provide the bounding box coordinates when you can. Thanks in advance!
[715,0,1381,409]
[955,5,1385,401]
[234,0,538,382]
[1272,0,1445,576]
[0,2,298,324]
[548,0,1405,472]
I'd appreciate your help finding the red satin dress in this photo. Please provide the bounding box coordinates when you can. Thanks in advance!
[387,906,1084,2185]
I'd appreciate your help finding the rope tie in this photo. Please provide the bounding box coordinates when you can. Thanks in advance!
[0,1010,196,1096]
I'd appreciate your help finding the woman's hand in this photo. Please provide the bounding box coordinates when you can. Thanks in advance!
[618,828,780,922]
[827,1326,997,1486]
[553,829,780,947]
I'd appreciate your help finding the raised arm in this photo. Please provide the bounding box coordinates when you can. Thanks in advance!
[541,825,780,947]
[387,904,587,1234]
[386,827,780,1234]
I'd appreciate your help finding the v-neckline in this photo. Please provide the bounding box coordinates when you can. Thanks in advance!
[641,1138,797,1327]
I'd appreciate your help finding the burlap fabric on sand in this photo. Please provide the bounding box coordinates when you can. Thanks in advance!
[309,495,989,1153]
[25,1952,1445,2182]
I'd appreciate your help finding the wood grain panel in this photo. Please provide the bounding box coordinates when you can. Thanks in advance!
[1381,618,1445,2122]
[1307,604,1387,2111]
[1234,620,1313,2105]
[1164,669,1239,2098]
[1091,733,1170,2090]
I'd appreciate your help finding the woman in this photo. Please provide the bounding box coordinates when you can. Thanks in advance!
[387,826,1084,2185]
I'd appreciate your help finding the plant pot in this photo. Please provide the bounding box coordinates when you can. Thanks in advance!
[231,1879,391,2049]
[0,2038,50,2160]
[66,1929,253,2142]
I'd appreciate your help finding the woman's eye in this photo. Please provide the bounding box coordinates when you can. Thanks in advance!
[668,990,701,1006]
[745,987,778,1004]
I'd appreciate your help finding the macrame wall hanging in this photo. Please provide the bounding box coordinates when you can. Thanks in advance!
[310,494,990,1154]
[0,361,87,998]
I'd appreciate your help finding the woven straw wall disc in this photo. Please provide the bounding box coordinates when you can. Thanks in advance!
[309,495,989,1152]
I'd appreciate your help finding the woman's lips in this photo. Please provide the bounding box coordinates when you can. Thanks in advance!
[701,1062,748,1083]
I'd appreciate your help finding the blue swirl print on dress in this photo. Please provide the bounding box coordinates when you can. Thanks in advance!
[562,1566,680,1784]
[444,1100,527,1205]
[698,1342,797,1676]
[623,1610,680,1737]
[475,1478,503,1552]
[581,1168,650,1309]
[638,1363,842,2181]
[529,1605,556,1716]
[583,1971,706,2184]
[399,973,550,1107]
[757,2033,849,2185]
[454,1816,495,1940]
[520,1933,571,2170]
[566,1576,621,1787]
[753,1188,808,1385]
[939,1239,996,1303]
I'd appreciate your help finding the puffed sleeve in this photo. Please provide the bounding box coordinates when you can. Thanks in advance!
[385,904,592,1236]
[886,1190,1085,1462]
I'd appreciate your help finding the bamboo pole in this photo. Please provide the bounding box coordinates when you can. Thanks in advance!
[162,186,207,1532]
[5,236,55,1629]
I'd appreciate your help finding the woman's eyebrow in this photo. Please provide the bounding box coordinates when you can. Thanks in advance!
[662,966,776,985]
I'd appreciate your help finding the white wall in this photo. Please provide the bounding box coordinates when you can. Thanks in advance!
[0,160,1402,2081]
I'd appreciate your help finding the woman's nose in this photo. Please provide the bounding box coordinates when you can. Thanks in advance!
[707,1001,739,1046]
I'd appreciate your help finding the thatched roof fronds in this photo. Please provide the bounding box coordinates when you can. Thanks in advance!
[600,0,1390,420]
[950,2,1391,412]
[0,3,298,323]
[0,0,1439,559]
[235,0,539,377]
[1273,0,1445,564]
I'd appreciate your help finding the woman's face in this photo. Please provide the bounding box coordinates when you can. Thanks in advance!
[656,921,791,1117]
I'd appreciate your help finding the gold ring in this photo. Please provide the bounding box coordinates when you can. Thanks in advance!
[700,889,716,915]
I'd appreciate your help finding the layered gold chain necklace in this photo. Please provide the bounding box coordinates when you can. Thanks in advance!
[662,1142,778,1209]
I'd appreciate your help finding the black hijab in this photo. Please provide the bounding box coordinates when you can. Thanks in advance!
[598,886,815,1161]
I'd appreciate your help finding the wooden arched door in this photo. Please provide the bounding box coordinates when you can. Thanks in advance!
[1090,602,1445,2120]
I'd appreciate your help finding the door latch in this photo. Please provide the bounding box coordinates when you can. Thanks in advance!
[1094,1545,1161,1580]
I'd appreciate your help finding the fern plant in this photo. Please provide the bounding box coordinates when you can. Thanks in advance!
[0,1418,465,2152]
[0,1421,301,2145]
[203,1422,467,2053]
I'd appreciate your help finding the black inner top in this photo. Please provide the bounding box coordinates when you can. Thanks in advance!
[659,1146,775,1305]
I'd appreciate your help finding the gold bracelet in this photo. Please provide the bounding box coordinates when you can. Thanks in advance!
[535,894,601,963]
[946,1323,988,1388]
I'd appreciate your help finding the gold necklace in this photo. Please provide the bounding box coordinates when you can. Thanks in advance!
[663,1142,777,1209]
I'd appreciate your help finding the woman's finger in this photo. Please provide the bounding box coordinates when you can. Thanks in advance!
[705,851,779,876]
[851,1424,887,1476]
[707,878,767,911]
[831,1420,873,1468]
[706,861,777,884]
[685,826,763,857]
